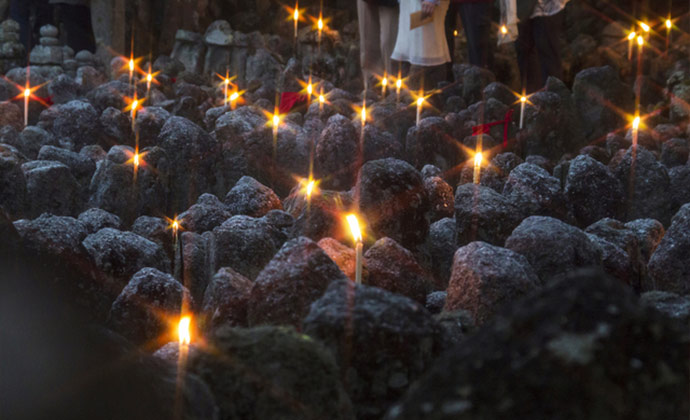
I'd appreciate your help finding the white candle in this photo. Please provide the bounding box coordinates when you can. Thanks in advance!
[346,214,363,284]
[632,115,640,152]
[416,96,424,127]
[293,4,299,39]
[382,72,387,97]
[627,31,635,61]
[473,152,483,185]
[519,95,527,129]
[23,86,30,127]
[131,99,139,133]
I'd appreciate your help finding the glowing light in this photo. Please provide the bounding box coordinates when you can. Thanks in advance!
[230,92,239,101]
[628,31,636,40]
[294,8,299,21]
[632,115,640,130]
[318,18,324,31]
[273,114,281,127]
[500,25,508,35]
[454,29,458,37]
[133,153,139,167]
[474,152,483,167]
[396,78,402,90]
[319,94,325,103]
[132,99,139,111]
[637,35,644,46]
[178,316,191,346]
[129,59,135,72]
[473,152,483,184]
[666,19,672,29]
[147,73,153,83]
[306,179,315,198]
[172,219,179,234]
[382,77,388,87]
[417,97,424,107]
[640,22,650,32]
[346,214,362,243]
[360,104,367,125]
[520,96,527,103]
[24,88,30,98]
[307,83,313,96]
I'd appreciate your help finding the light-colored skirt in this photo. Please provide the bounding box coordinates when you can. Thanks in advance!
[391,0,451,66]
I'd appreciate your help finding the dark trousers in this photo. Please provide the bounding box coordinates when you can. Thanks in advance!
[445,1,492,80]
[10,0,53,52]
[515,11,564,93]
[55,4,96,53]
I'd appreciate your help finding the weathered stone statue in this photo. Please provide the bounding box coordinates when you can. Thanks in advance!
[0,19,25,74]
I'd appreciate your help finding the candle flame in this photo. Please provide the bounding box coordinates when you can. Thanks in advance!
[500,25,508,35]
[306,179,315,198]
[520,96,527,103]
[230,91,239,101]
[129,59,135,72]
[454,29,459,37]
[307,83,313,95]
[133,153,139,167]
[640,22,650,32]
[628,31,636,40]
[24,88,31,98]
[294,8,299,21]
[637,35,644,46]
[132,99,139,111]
[273,114,281,127]
[361,105,366,124]
[474,152,483,167]
[318,18,324,30]
[147,73,153,82]
[417,97,424,107]
[396,78,402,89]
[382,77,388,87]
[666,19,672,29]
[319,94,325,103]
[172,219,179,233]
[178,316,191,346]
[632,115,640,130]
[346,214,362,243]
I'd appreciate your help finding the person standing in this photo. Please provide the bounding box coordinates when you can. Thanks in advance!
[9,0,54,52]
[391,0,450,93]
[444,0,493,79]
[515,0,569,93]
[357,0,400,90]
[50,0,96,53]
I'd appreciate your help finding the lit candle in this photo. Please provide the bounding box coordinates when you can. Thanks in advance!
[627,31,636,61]
[346,214,363,284]
[640,21,650,40]
[665,18,672,53]
[416,95,424,127]
[395,75,402,102]
[318,87,325,113]
[223,78,230,105]
[131,98,139,133]
[133,150,140,169]
[381,72,388,97]
[178,315,191,348]
[454,29,459,37]
[500,25,508,36]
[473,151,482,185]
[306,76,313,106]
[229,91,239,110]
[272,112,281,139]
[360,101,367,128]
[128,56,135,86]
[146,72,153,98]
[293,3,299,40]
[519,95,527,129]
[632,114,640,152]
[317,14,324,45]
[23,85,30,127]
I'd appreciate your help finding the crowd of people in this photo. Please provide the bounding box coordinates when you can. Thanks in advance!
[359,0,569,95]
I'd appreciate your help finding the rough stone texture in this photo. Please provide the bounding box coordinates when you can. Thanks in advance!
[201,267,253,331]
[82,228,171,297]
[585,218,645,290]
[405,117,458,172]
[669,165,690,215]
[304,280,444,420]
[423,176,454,223]
[22,160,81,218]
[37,144,96,186]
[454,184,521,247]
[174,231,214,308]
[178,193,231,233]
[157,116,221,213]
[612,146,672,225]
[0,143,27,217]
[0,101,23,132]
[224,175,282,217]
[136,106,171,147]
[317,237,358,281]
[16,126,58,159]
[503,163,567,220]
[364,237,433,304]
[424,217,457,289]
[446,241,540,324]
[648,204,690,294]
[660,138,689,168]
[385,269,689,420]
[425,291,447,314]
[360,123,403,162]
[51,100,100,151]
[108,267,191,346]
[641,291,690,325]
[624,219,665,264]
[247,237,348,328]
[285,186,351,239]
[77,208,121,234]
[188,326,354,420]
[131,215,175,260]
[315,114,359,190]
[565,154,624,227]
[505,216,601,282]
[99,107,132,149]
[572,65,633,142]
[358,158,429,250]
[212,215,282,280]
